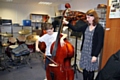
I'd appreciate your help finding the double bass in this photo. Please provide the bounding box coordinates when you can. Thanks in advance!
[46,3,75,80]
[65,10,86,26]
[39,15,49,53]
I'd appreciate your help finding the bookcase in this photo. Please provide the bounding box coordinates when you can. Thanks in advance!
[30,13,49,29]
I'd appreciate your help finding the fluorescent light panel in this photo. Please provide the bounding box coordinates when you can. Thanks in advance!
[6,0,13,2]
[38,1,52,5]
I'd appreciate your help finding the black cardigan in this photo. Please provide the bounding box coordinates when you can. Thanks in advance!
[68,20,104,57]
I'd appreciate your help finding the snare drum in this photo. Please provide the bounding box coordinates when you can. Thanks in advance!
[9,45,18,49]
[26,42,35,52]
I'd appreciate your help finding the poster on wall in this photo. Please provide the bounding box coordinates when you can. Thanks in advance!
[109,0,120,18]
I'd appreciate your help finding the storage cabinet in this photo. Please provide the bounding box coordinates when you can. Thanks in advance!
[30,13,49,29]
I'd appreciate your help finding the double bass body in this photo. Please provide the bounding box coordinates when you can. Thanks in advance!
[46,39,74,80]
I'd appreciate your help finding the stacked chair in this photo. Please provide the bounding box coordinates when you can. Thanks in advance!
[11,43,32,69]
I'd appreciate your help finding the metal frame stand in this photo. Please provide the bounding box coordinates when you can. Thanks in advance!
[72,36,81,78]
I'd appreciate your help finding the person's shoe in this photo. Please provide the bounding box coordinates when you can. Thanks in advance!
[44,78,47,80]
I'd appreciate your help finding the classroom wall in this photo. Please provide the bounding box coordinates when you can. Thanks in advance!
[0,0,107,25]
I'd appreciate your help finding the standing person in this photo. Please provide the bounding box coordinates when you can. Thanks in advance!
[63,9,104,80]
[35,23,67,80]
[52,18,59,32]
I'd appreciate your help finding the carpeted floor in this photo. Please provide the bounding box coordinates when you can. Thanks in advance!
[0,53,83,80]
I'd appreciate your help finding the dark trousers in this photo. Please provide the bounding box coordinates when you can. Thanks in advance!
[83,69,94,80]
[45,56,51,70]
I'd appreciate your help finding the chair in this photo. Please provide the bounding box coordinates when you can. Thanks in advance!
[10,44,32,69]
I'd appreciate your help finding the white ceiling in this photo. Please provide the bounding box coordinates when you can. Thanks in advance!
[0,0,72,5]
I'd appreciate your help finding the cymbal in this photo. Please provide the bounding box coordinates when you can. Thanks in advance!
[0,33,13,37]
[18,29,30,35]
[2,43,9,47]
[26,34,39,42]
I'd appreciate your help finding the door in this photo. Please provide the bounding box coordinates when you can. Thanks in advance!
[100,0,120,69]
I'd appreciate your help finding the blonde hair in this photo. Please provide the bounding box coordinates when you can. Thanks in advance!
[86,9,99,26]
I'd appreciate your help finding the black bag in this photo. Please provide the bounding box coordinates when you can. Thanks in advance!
[95,50,120,80]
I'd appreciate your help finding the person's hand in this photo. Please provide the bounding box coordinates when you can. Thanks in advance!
[36,47,40,52]
[91,56,97,63]
[60,38,65,47]
[63,19,69,24]
[43,58,45,64]
[43,54,46,63]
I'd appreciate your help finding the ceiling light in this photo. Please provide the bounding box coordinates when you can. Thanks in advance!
[38,1,52,5]
[6,0,13,2]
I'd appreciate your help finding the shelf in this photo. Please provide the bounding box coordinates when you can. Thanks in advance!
[94,8,106,28]
[30,14,48,23]
[30,13,49,28]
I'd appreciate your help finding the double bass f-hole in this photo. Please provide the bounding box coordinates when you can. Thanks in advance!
[60,64,64,72]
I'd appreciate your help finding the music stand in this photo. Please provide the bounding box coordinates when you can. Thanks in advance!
[71,31,82,78]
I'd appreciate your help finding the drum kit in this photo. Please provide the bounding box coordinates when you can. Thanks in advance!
[0,29,40,48]
[0,29,40,71]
